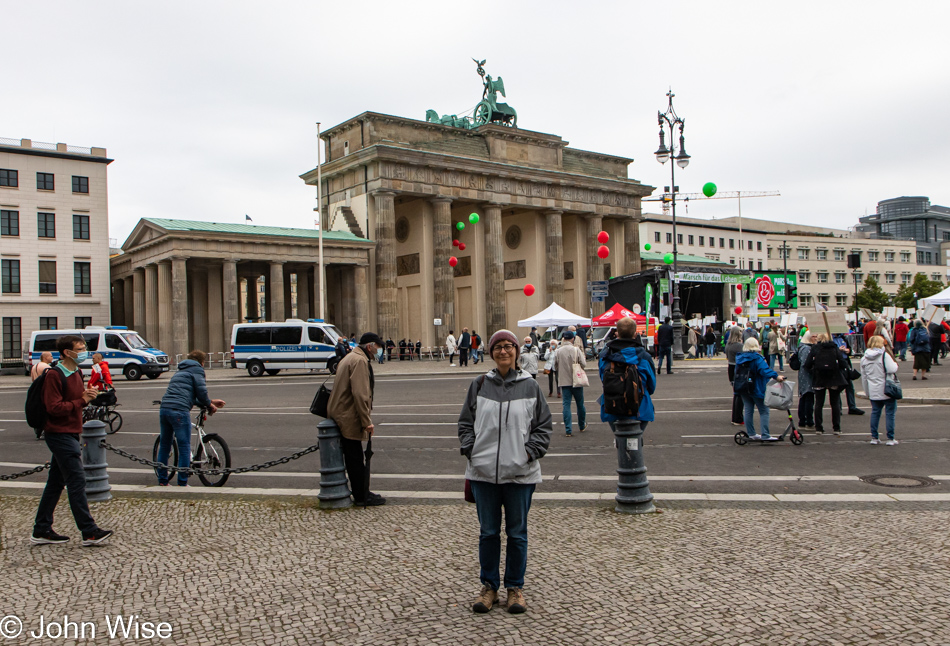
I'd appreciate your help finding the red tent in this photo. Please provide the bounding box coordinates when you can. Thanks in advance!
[591,303,644,327]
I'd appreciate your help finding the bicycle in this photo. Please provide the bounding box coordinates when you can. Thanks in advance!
[82,389,122,434]
[151,401,232,487]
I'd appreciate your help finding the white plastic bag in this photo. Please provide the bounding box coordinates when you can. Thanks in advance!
[763,378,795,410]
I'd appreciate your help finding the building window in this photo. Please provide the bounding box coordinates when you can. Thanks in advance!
[0,169,18,187]
[688,235,694,245]
[854,272,863,284]
[798,248,809,260]
[729,257,735,265]
[934,273,943,282]
[40,317,57,330]
[37,212,55,238]
[36,172,54,191]
[72,176,89,193]
[834,250,845,261]
[0,210,18,236]
[926,252,933,264]
[38,260,57,294]
[1,259,20,293]
[868,251,879,262]
[835,271,846,283]
[816,249,827,261]
[757,241,762,251]
[817,294,830,306]
[729,239,735,249]
[798,271,810,283]
[757,261,762,270]
[677,234,683,244]
[817,271,828,283]
[901,273,911,284]
[747,240,753,251]
[75,316,92,329]
[2,317,21,359]
[800,294,812,307]
[885,273,895,284]
[747,260,753,270]
[767,247,772,259]
[917,251,924,264]
[884,251,894,262]
[719,238,725,247]
[868,272,880,283]
[699,236,704,246]
[74,262,91,294]
[901,251,910,263]
[836,294,848,307]
[654,231,661,243]
[73,214,90,240]
[666,233,672,243]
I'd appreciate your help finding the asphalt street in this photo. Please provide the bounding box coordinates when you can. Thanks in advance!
[2,359,948,496]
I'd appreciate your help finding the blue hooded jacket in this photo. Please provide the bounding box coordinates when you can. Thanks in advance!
[734,351,778,400]
[160,360,213,412]
[597,338,657,423]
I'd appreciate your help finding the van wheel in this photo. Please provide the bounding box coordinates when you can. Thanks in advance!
[125,364,143,381]
[265,369,280,376]
[247,361,265,378]
[327,358,339,374]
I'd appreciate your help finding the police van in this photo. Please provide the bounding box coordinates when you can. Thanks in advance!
[28,326,170,381]
[230,319,344,377]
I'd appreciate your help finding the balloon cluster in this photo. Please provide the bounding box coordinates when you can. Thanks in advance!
[448,213,480,267]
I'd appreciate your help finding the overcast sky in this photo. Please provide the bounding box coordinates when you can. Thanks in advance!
[5,1,950,244]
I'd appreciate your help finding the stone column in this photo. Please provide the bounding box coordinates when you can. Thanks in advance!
[171,257,189,361]
[123,278,134,330]
[373,191,398,339]
[207,265,224,355]
[624,217,642,274]
[484,203,506,332]
[222,260,239,335]
[192,269,209,352]
[545,210,565,308]
[587,215,606,316]
[269,262,285,323]
[157,261,173,355]
[430,197,456,334]
[296,269,311,320]
[112,280,125,326]
[144,264,159,348]
[283,269,294,319]
[132,268,146,332]
[354,265,369,333]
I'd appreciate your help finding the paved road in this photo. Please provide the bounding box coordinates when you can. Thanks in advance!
[2,359,948,496]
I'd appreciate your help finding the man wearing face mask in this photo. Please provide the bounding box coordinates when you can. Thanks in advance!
[31,335,113,546]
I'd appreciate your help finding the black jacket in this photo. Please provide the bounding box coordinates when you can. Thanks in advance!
[657,324,674,347]
[803,341,848,389]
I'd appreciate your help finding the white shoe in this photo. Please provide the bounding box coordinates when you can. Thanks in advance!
[886,439,898,446]
[749,434,762,441]
[869,438,880,445]
[450,364,456,367]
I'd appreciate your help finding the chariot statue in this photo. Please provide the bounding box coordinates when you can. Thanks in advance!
[426,59,518,129]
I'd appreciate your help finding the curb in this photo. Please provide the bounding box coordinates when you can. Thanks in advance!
[856,392,950,406]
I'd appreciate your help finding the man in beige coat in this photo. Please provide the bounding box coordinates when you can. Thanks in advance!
[327,332,385,506]
[554,331,587,436]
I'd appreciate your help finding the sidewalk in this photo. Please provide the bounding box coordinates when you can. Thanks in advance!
[2,493,948,644]
[857,387,950,405]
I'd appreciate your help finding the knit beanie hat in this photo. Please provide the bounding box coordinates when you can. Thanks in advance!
[488,329,520,358]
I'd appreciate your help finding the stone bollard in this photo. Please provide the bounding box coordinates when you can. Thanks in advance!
[613,418,655,514]
[317,419,352,509]
[81,420,112,502]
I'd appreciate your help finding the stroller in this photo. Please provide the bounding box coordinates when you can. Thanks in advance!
[734,378,804,446]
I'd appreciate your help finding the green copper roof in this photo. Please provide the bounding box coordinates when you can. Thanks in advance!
[144,218,372,242]
[641,251,732,266]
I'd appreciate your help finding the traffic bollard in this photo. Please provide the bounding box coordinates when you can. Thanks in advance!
[317,419,352,509]
[81,420,112,502]
[613,418,655,514]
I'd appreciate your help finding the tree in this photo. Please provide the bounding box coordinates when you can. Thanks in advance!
[849,275,891,313]
[894,273,947,309]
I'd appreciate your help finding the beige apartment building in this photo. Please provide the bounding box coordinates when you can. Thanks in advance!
[639,213,770,273]
[0,138,112,370]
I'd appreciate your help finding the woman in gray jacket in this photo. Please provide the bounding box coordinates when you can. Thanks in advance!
[458,330,552,615]
[861,335,900,445]
[796,331,815,429]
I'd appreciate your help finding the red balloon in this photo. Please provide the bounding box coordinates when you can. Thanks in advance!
[597,245,609,259]
[458,243,466,251]
[735,306,743,314]
[449,256,458,267]
[597,231,609,244]
[524,284,535,296]
[452,239,459,247]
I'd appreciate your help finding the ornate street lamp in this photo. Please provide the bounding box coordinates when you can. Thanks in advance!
[655,90,690,358]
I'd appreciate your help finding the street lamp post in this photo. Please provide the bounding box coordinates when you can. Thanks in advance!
[654,90,691,359]
[781,241,790,314]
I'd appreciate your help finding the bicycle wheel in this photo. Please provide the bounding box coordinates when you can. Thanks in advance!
[103,411,123,434]
[152,435,179,481]
[195,433,231,487]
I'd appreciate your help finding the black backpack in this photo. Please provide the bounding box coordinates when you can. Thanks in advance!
[603,359,644,418]
[733,361,755,395]
[813,344,839,375]
[25,366,67,436]
[789,351,801,371]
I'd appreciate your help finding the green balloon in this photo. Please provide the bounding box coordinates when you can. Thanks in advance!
[469,213,479,224]
[702,182,717,198]
[663,252,674,265]
[456,221,465,231]
[644,243,652,251]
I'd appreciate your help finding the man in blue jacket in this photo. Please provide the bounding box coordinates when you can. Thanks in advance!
[598,317,657,431]
[156,350,226,486]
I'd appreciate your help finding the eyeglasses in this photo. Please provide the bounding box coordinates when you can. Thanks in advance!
[493,344,517,354]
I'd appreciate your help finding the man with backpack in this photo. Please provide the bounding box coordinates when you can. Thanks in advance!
[471,330,482,364]
[804,333,850,435]
[598,317,657,433]
[28,335,113,546]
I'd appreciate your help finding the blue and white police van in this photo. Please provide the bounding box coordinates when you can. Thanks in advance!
[230,319,344,377]
[28,326,170,381]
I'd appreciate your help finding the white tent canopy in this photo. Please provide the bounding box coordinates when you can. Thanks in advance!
[922,285,950,305]
[517,302,591,328]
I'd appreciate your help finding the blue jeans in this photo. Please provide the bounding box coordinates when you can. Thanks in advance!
[741,393,771,438]
[561,386,586,434]
[470,481,536,590]
[158,409,192,485]
[706,345,714,358]
[870,399,897,440]
[894,341,907,361]
[657,345,672,373]
[769,353,784,371]
[34,432,98,534]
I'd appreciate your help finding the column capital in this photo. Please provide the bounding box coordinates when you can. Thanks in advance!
[543,209,564,218]
[429,196,453,204]
[371,190,396,198]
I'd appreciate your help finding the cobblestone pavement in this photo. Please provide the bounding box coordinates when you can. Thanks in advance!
[3,495,950,645]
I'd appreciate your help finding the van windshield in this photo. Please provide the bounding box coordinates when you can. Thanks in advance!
[325,325,343,341]
[122,333,153,349]
[591,327,611,341]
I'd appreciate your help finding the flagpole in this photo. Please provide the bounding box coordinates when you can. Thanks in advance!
[316,122,325,321]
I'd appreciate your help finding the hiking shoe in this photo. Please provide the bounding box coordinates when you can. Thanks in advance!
[31,529,69,545]
[357,492,386,506]
[81,528,113,546]
[886,439,899,446]
[869,438,880,445]
[506,588,526,614]
[848,409,865,416]
[473,586,497,613]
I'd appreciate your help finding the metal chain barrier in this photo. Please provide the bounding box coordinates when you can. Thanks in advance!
[0,463,52,481]
[99,440,319,476]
